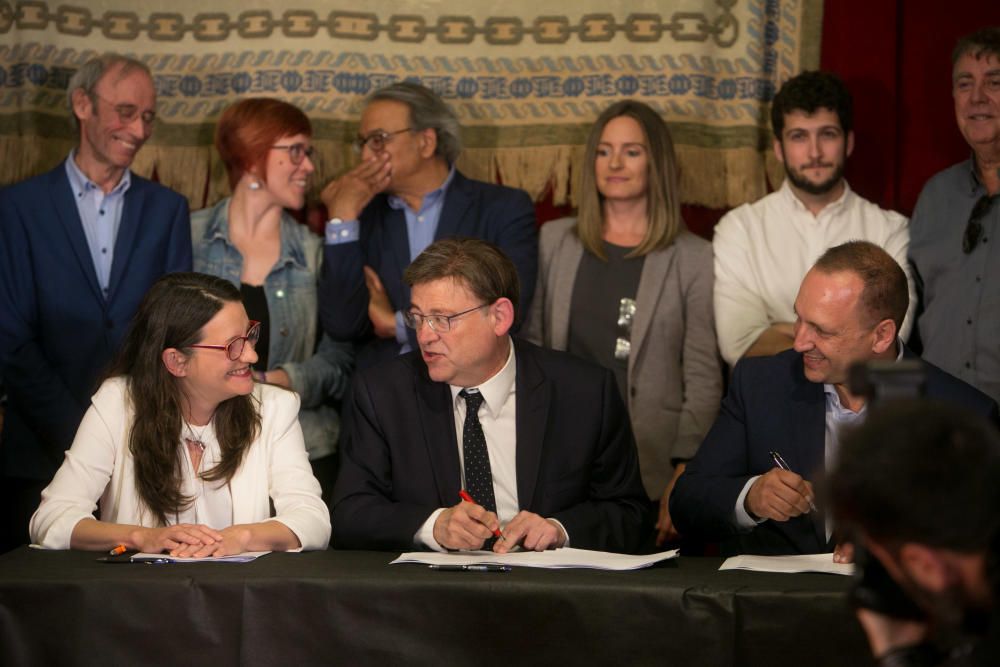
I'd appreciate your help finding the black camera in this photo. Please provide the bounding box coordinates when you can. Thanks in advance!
[844,359,927,620]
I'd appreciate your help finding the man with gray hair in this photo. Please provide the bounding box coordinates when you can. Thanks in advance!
[909,27,1000,403]
[319,81,537,368]
[0,53,191,551]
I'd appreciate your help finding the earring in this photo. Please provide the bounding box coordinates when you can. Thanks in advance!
[248,179,261,191]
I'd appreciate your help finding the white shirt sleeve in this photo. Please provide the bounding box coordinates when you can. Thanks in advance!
[414,508,448,552]
[734,475,767,530]
[713,210,773,366]
[30,383,123,549]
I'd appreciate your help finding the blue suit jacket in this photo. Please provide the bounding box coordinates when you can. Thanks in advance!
[670,347,999,555]
[331,337,649,553]
[319,170,537,368]
[0,161,192,480]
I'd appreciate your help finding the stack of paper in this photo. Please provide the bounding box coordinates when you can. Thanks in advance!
[391,547,678,571]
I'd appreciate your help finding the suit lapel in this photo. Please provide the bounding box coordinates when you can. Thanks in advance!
[788,360,829,549]
[628,244,675,380]
[513,341,550,511]
[51,165,104,303]
[434,172,473,241]
[107,177,144,303]
[414,365,462,507]
[548,230,583,349]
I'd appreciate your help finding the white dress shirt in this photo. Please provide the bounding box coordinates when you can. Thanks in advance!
[713,180,913,366]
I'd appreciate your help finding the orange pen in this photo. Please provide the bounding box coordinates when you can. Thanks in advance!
[459,490,506,541]
[108,544,127,556]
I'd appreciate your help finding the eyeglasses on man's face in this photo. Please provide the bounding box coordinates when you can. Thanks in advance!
[352,127,413,154]
[189,321,261,360]
[272,143,315,165]
[963,194,996,254]
[403,304,489,333]
[92,93,156,125]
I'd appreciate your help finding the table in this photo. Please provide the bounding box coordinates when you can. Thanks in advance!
[0,547,873,666]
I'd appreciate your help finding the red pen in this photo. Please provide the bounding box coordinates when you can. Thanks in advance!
[459,490,506,541]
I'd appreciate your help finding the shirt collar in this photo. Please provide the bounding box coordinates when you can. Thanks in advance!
[779,177,853,216]
[65,150,131,196]
[388,164,457,213]
[822,338,905,411]
[450,337,516,419]
[966,155,987,195]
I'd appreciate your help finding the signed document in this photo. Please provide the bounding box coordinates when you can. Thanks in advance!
[391,547,678,571]
[720,554,854,576]
[131,551,271,564]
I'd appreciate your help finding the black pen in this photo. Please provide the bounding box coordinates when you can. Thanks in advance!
[428,564,511,572]
[769,450,818,512]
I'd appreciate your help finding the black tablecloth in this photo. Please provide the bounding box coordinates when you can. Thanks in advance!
[0,547,873,666]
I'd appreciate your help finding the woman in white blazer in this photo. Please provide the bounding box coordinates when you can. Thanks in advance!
[30,272,330,554]
[525,100,722,547]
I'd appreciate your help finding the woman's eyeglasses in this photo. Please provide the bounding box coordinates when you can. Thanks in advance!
[189,321,261,360]
[271,143,315,165]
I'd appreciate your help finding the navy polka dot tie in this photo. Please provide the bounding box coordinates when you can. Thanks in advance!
[460,389,497,517]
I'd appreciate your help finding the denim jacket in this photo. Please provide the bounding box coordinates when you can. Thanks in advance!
[191,198,353,460]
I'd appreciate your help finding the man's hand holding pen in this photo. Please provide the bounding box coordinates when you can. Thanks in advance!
[433,500,503,551]
[745,468,816,522]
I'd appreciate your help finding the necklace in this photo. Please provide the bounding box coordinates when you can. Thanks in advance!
[183,421,210,450]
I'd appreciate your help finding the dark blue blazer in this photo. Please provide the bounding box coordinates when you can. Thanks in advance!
[0,161,192,480]
[319,170,537,369]
[332,337,649,553]
[670,347,999,555]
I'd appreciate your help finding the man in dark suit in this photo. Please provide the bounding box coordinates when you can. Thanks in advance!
[318,81,537,369]
[332,238,647,553]
[671,241,997,557]
[0,54,192,551]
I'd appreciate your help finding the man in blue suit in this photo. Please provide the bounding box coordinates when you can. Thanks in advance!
[318,81,537,368]
[0,54,192,551]
[671,241,998,556]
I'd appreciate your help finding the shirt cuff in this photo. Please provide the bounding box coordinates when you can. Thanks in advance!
[734,475,767,529]
[547,518,570,547]
[394,310,409,346]
[415,508,448,552]
[324,218,360,245]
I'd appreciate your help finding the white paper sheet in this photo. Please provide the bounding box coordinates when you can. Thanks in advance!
[131,550,270,563]
[390,547,678,571]
[719,553,855,576]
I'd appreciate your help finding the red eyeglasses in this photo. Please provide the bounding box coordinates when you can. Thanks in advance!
[188,321,261,360]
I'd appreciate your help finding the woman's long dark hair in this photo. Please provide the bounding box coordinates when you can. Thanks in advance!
[108,272,261,525]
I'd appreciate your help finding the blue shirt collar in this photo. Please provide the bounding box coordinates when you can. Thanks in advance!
[65,150,131,196]
[387,164,457,213]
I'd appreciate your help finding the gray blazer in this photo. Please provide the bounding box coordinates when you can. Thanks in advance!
[524,217,722,498]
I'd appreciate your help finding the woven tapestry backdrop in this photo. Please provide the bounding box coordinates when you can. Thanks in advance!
[0,0,823,210]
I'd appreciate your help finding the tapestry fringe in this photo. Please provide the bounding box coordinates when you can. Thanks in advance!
[2,139,775,212]
[0,137,73,185]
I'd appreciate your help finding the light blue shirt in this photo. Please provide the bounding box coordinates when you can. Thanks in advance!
[64,152,131,299]
[324,166,457,351]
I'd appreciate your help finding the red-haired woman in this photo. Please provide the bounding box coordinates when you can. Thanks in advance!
[191,98,352,502]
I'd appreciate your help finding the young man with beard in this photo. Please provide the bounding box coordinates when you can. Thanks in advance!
[713,71,915,368]
[829,400,1000,666]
